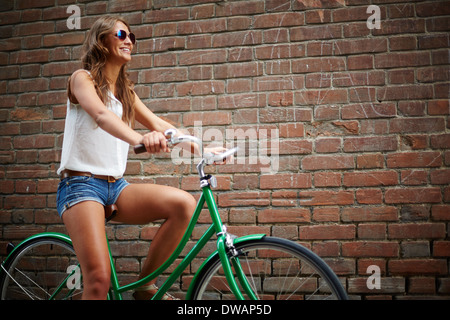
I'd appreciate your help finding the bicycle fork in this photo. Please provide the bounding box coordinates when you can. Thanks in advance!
[216,225,258,300]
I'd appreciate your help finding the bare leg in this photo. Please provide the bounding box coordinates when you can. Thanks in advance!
[113,183,196,299]
[62,201,111,300]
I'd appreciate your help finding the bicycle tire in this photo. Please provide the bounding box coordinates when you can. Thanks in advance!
[0,236,83,300]
[191,236,347,300]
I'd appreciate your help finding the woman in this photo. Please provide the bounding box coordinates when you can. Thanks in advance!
[57,16,198,300]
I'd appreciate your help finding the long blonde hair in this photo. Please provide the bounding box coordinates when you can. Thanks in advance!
[68,16,135,125]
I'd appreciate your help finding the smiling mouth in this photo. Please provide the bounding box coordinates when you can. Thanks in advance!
[121,47,131,53]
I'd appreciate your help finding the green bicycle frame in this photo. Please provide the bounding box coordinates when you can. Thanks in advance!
[110,184,264,300]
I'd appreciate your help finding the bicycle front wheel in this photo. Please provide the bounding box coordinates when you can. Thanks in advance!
[191,236,347,300]
[0,236,83,300]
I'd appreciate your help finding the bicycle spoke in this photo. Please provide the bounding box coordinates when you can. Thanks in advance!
[13,267,52,298]
[0,237,82,300]
[192,237,347,300]
[241,255,260,300]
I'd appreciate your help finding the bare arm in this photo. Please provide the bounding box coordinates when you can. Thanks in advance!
[70,70,143,146]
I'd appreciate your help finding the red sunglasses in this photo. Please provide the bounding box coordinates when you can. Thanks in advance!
[115,30,136,44]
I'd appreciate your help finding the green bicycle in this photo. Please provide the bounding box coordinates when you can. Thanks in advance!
[0,129,348,300]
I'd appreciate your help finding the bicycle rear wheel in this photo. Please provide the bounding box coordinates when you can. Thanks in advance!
[0,236,83,300]
[191,236,347,300]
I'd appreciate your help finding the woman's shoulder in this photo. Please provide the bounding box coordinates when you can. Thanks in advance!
[67,69,95,104]
[70,69,94,82]
[68,69,96,91]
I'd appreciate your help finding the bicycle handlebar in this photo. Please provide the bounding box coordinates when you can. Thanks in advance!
[133,129,238,165]
[133,129,201,154]
[203,147,238,165]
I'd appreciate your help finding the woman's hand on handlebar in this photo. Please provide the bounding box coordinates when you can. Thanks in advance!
[140,131,170,154]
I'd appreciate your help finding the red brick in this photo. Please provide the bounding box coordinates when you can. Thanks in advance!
[218,192,270,207]
[260,173,311,189]
[214,62,263,79]
[292,57,346,73]
[179,49,226,66]
[138,37,185,53]
[387,151,442,168]
[348,55,373,70]
[430,169,450,185]
[385,188,442,204]
[302,155,354,170]
[290,25,341,41]
[342,241,398,257]
[141,67,187,83]
[333,71,385,87]
[428,100,449,115]
[312,207,340,222]
[212,30,262,48]
[268,92,293,106]
[16,21,54,36]
[389,223,446,239]
[341,206,398,222]
[299,225,355,240]
[299,190,354,206]
[254,12,304,28]
[356,189,383,204]
[408,278,436,294]
[144,7,189,23]
[431,134,450,149]
[296,88,348,104]
[416,1,450,17]
[315,138,341,153]
[356,154,384,169]
[314,172,341,187]
[279,139,312,155]
[343,136,397,152]
[253,75,304,91]
[389,259,447,275]
[401,170,428,185]
[218,93,266,109]
[432,205,450,221]
[279,123,304,138]
[335,38,387,55]
[8,78,49,93]
[259,208,310,223]
[184,111,231,126]
[176,80,225,96]
[375,52,430,69]
[343,171,398,187]
[358,223,386,239]
[433,241,450,257]
[177,19,226,35]
[374,19,425,36]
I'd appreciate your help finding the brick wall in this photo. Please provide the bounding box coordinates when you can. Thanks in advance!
[1,0,449,299]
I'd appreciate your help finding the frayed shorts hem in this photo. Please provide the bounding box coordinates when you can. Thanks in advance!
[56,176,129,218]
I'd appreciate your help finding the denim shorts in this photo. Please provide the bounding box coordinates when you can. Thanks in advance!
[56,175,129,217]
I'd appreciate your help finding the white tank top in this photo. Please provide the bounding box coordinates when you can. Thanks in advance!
[57,71,129,178]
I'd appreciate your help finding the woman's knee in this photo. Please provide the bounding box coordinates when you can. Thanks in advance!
[84,268,110,298]
[173,190,196,221]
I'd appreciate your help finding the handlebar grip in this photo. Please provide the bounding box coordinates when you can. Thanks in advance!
[134,144,146,154]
